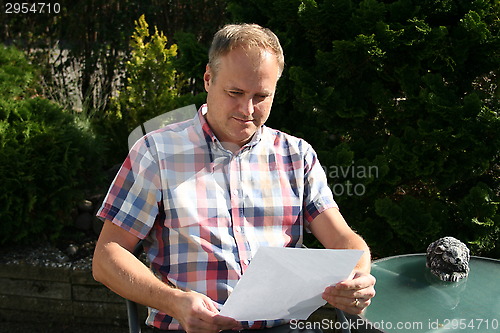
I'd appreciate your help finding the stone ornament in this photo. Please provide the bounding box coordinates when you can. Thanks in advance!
[426,237,470,282]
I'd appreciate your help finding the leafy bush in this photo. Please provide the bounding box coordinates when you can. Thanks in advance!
[96,15,205,162]
[113,14,181,132]
[101,15,206,161]
[227,0,500,257]
[0,46,104,245]
[0,45,36,99]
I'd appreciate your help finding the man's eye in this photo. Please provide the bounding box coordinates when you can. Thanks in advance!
[227,90,243,96]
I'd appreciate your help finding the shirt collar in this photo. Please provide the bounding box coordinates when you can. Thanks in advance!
[195,104,263,152]
[196,104,217,145]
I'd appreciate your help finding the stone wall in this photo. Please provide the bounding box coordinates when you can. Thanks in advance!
[0,254,148,329]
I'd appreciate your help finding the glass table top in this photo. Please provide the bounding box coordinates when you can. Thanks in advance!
[362,254,500,332]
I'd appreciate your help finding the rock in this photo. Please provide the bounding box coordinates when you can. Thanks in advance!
[66,244,79,257]
[77,200,94,213]
[426,236,470,282]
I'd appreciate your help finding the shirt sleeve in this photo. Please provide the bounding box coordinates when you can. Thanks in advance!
[97,135,162,239]
[302,144,338,226]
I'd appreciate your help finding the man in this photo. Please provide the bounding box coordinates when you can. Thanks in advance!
[93,23,375,333]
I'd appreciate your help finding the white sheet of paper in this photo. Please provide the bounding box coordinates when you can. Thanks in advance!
[219,247,363,321]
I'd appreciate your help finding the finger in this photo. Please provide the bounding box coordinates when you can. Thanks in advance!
[204,298,220,314]
[324,286,373,299]
[197,299,241,331]
[183,316,220,333]
[181,298,222,332]
[323,294,371,316]
[195,302,220,322]
[352,297,371,309]
[192,313,239,332]
[349,297,371,314]
[336,272,376,290]
[213,314,243,331]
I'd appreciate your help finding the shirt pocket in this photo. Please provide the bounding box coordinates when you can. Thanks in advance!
[164,172,231,229]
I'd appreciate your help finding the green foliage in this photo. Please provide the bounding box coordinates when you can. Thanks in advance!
[101,15,181,159]
[0,46,104,245]
[115,14,181,132]
[102,15,206,160]
[173,31,210,96]
[1,0,228,115]
[228,0,500,257]
[3,1,497,258]
[0,45,36,99]
[2,2,226,165]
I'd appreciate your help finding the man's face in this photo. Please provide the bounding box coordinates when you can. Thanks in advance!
[204,47,280,151]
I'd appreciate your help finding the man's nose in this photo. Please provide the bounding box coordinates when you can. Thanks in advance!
[240,98,255,117]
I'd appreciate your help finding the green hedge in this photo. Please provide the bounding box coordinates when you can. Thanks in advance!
[227,0,500,257]
[0,46,104,245]
[0,44,35,99]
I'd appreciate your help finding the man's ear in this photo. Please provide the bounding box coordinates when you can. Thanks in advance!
[203,65,212,92]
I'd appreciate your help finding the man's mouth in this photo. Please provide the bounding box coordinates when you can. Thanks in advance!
[233,117,254,124]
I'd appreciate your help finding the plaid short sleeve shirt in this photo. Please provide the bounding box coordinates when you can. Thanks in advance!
[97,105,337,330]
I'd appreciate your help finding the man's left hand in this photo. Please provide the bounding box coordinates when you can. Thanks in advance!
[322,272,376,315]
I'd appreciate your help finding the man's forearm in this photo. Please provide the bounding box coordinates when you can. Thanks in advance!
[92,240,182,316]
[346,233,372,274]
[309,207,372,273]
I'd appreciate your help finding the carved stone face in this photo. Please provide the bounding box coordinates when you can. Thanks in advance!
[426,237,470,282]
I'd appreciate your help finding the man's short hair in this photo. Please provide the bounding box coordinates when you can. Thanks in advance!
[208,23,285,79]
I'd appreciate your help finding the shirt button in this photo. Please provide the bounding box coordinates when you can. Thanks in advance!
[232,189,238,196]
[234,226,241,233]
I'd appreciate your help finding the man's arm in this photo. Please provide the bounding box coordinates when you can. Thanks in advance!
[308,207,376,315]
[92,220,240,333]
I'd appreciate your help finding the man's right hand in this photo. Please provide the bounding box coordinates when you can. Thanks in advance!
[93,221,240,333]
[171,290,242,333]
